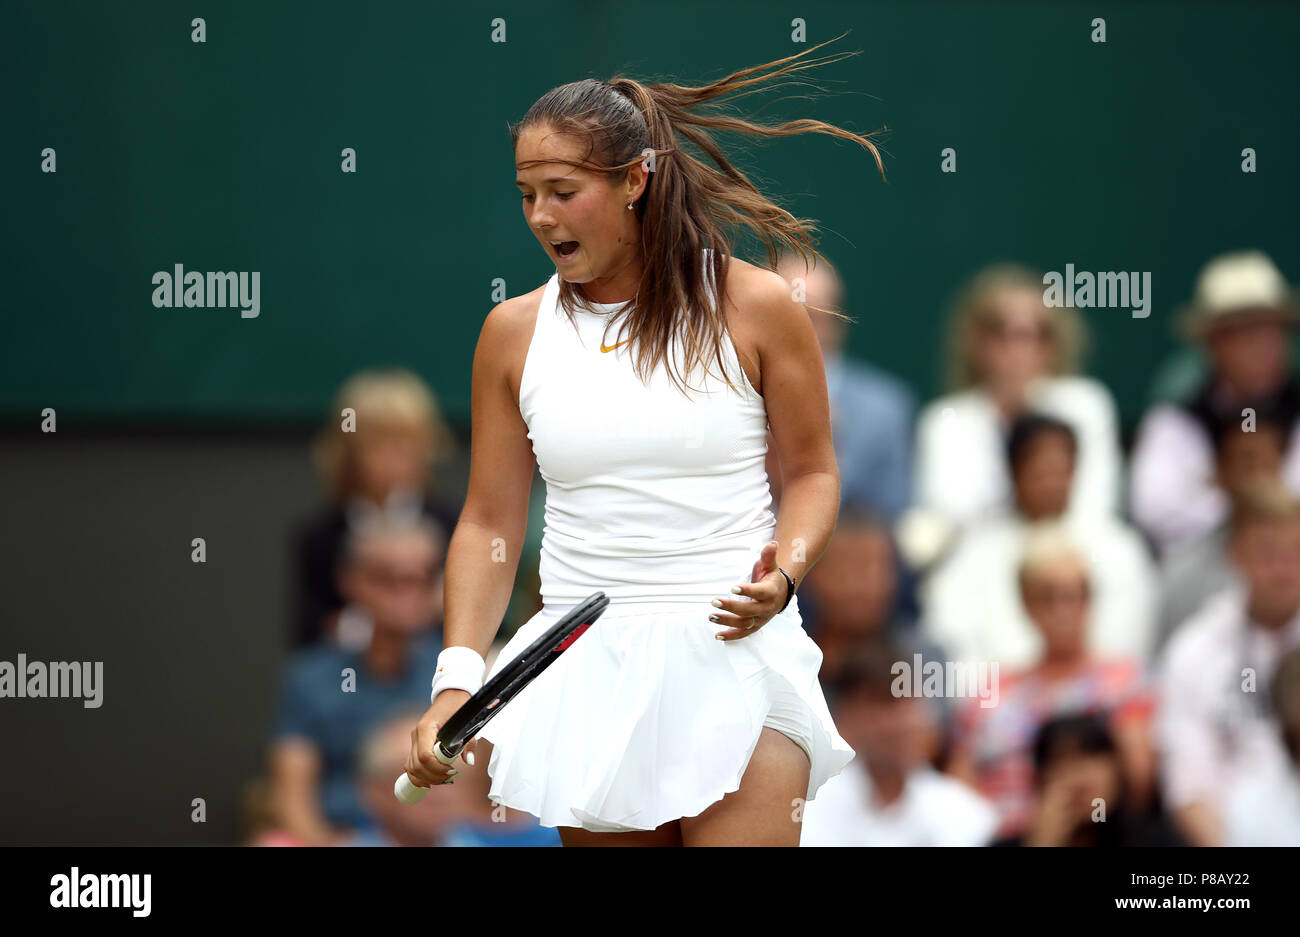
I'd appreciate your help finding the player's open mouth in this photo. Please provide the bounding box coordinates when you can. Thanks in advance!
[550,240,580,261]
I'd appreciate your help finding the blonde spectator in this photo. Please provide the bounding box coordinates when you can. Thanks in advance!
[292,368,461,648]
[914,263,1122,532]
[946,526,1156,841]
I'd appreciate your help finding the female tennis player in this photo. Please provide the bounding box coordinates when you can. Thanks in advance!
[403,38,886,846]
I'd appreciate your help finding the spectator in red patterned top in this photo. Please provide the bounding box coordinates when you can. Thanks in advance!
[945,524,1156,840]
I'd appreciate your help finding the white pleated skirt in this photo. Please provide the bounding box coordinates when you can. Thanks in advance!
[479,597,856,833]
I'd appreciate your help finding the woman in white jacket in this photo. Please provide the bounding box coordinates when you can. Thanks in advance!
[915,264,1122,532]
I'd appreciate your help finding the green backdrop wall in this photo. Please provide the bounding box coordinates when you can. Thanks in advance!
[4,0,1297,428]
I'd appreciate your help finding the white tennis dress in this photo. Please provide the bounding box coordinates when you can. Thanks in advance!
[480,252,855,832]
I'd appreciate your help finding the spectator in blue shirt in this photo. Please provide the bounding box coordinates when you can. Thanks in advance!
[774,252,915,522]
[268,508,445,845]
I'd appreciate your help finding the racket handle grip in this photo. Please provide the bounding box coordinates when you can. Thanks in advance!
[393,741,459,804]
[394,772,429,805]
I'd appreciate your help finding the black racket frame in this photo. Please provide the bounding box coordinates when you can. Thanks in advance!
[434,591,609,758]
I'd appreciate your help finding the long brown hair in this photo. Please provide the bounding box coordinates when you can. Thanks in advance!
[510,33,886,398]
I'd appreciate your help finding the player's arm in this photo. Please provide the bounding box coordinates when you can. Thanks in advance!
[749,269,841,586]
[406,298,538,787]
[442,297,538,660]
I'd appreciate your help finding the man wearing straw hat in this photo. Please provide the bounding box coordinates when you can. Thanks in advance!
[1130,250,1300,555]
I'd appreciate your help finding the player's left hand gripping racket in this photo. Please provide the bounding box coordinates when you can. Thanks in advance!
[394,591,609,804]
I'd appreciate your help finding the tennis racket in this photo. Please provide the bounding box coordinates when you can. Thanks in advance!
[394,590,609,804]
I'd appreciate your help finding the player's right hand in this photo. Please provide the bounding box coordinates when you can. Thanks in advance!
[404,689,475,789]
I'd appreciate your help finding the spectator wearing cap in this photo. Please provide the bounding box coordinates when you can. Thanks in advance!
[1154,480,1300,847]
[921,413,1156,669]
[1131,250,1300,555]
[913,263,1122,535]
[799,636,998,846]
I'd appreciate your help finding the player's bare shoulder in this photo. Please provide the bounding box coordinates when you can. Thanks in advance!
[719,255,805,395]
[726,256,805,322]
[480,283,546,406]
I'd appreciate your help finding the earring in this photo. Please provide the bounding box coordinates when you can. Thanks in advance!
[627,203,634,210]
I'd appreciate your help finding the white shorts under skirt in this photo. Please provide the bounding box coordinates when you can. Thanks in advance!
[479,597,856,833]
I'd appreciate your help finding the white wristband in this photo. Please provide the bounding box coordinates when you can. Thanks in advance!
[430,646,487,703]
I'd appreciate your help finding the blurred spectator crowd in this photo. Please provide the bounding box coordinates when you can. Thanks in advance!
[245,247,1300,847]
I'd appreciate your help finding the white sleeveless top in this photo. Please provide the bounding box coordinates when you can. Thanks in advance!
[518,255,780,606]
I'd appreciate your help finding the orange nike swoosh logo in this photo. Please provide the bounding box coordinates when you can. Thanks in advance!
[600,339,632,353]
